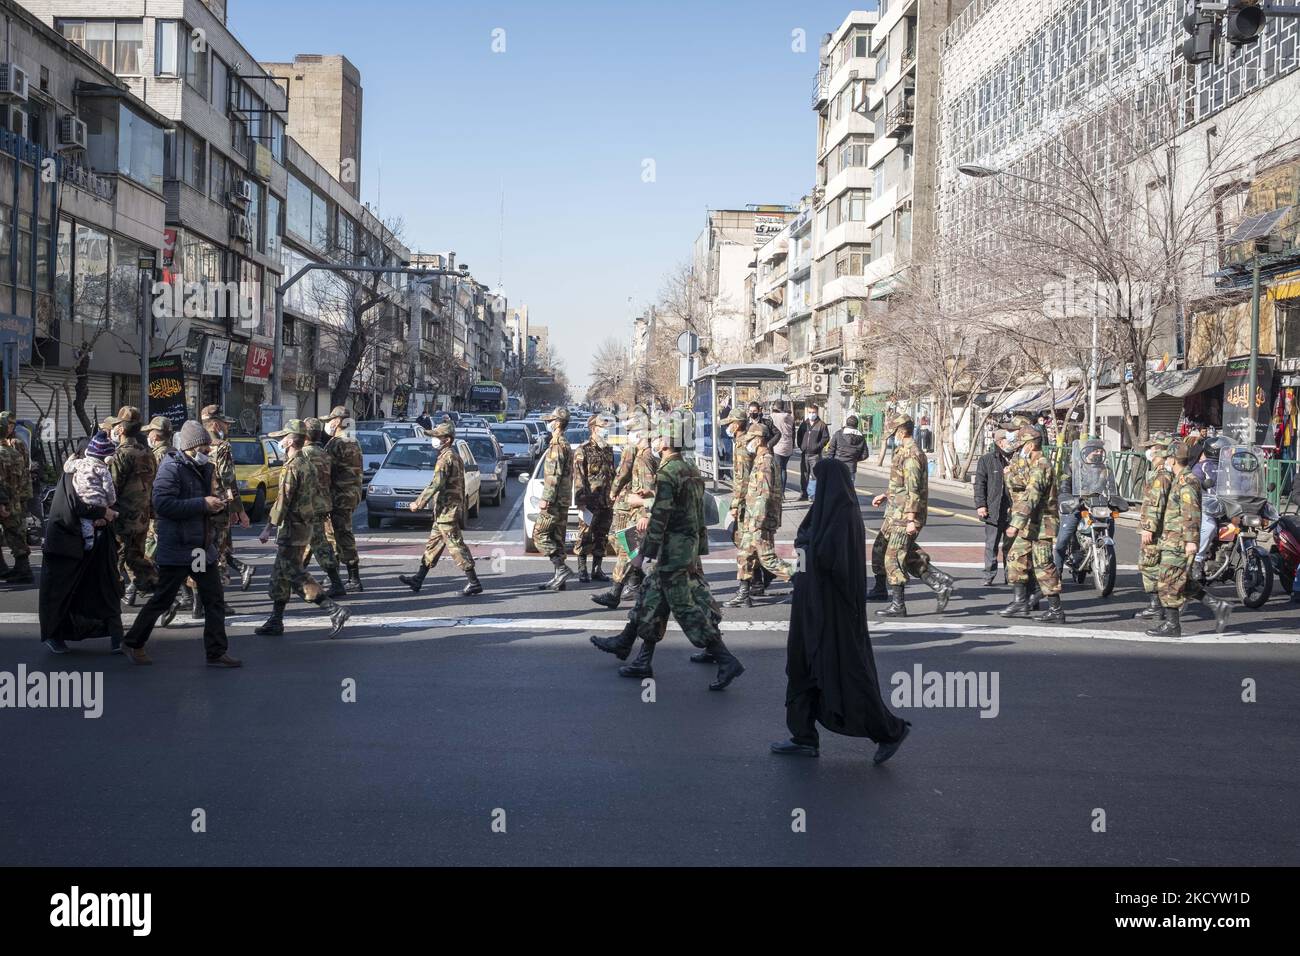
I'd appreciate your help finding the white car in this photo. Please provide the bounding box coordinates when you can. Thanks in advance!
[365,436,482,529]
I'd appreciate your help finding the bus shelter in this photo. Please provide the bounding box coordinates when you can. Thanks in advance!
[690,363,789,488]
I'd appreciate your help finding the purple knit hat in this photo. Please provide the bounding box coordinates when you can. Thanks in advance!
[85,431,116,460]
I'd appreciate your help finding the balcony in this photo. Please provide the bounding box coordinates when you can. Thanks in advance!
[885,100,915,138]
[901,40,917,73]
[811,67,829,108]
[61,161,117,202]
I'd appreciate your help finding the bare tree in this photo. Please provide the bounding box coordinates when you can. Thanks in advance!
[587,337,632,409]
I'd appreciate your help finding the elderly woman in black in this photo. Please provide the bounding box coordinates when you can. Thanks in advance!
[771,457,911,764]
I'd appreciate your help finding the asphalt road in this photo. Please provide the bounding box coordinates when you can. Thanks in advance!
[1,464,1297,866]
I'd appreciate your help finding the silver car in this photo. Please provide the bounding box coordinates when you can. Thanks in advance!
[365,437,482,529]
[490,421,537,472]
[460,428,508,507]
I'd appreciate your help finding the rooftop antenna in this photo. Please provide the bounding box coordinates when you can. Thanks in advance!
[495,179,506,296]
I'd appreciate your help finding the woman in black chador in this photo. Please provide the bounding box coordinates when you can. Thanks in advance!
[771,457,911,763]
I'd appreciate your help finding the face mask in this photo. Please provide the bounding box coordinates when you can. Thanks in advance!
[279,440,292,456]
[650,442,662,460]
[627,431,640,444]
[1145,449,1156,464]
[192,452,210,465]
[325,421,338,436]
[747,440,759,455]
[595,428,608,441]
[808,413,818,422]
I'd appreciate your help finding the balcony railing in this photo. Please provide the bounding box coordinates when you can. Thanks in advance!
[811,67,829,108]
[901,41,916,72]
[885,100,915,137]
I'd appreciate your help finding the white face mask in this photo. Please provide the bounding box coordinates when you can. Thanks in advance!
[627,431,640,444]
[808,413,818,422]
[192,451,210,465]
[1145,448,1156,464]
[747,440,759,455]
[650,441,663,459]
[325,420,338,436]
[595,427,608,441]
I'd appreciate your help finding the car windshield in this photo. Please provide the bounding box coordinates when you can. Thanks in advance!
[356,432,388,455]
[231,442,264,465]
[383,444,436,470]
[491,425,528,443]
[465,438,497,462]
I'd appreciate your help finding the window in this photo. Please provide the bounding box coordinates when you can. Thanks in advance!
[115,22,143,74]
[212,56,230,110]
[269,115,285,163]
[248,184,263,253]
[266,193,283,258]
[287,173,313,242]
[310,192,330,250]
[186,38,209,97]
[210,150,230,203]
[60,20,143,73]
[155,21,179,75]
[73,223,110,326]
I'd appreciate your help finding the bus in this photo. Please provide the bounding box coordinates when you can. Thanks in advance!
[505,394,525,420]
[468,381,508,422]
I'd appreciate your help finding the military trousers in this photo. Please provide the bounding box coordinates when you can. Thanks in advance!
[330,504,359,565]
[302,515,339,574]
[575,504,613,559]
[871,521,932,586]
[634,566,721,649]
[607,507,635,582]
[423,520,476,572]
[737,527,792,582]
[732,521,758,579]
[532,508,567,558]
[269,542,324,604]
[0,506,31,559]
[1007,535,1062,596]
[1155,547,1204,610]
[116,527,159,590]
[1139,541,1162,594]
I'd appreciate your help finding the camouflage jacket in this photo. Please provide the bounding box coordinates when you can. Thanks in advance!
[151,442,169,467]
[1005,454,1034,498]
[270,451,318,547]
[573,438,615,511]
[639,452,708,573]
[609,442,639,511]
[538,435,573,516]
[300,443,334,519]
[109,435,156,533]
[885,440,928,530]
[207,435,245,519]
[1138,468,1174,537]
[413,444,466,526]
[629,441,658,520]
[1009,454,1060,540]
[1157,469,1201,551]
[741,447,781,534]
[1,438,30,503]
[729,440,753,521]
[325,434,365,510]
[0,443,26,504]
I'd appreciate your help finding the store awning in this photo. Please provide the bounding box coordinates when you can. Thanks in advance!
[1008,384,1088,414]
[1148,364,1227,398]
[991,386,1046,413]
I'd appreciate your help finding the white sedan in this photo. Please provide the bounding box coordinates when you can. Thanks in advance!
[365,437,482,530]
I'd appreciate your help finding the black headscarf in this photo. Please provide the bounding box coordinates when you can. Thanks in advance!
[786,458,905,742]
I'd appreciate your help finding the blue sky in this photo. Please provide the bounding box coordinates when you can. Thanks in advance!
[231,1,872,388]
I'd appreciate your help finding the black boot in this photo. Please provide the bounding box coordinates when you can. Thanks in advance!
[399,561,429,593]
[725,580,752,608]
[591,619,638,660]
[316,596,350,637]
[689,648,718,664]
[752,567,773,597]
[591,578,625,609]
[124,582,138,607]
[1027,589,1043,612]
[345,561,363,592]
[1146,605,1181,637]
[325,566,347,599]
[1135,593,1164,621]
[3,556,33,585]
[922,567,956,612]
[255,601,287,636]
[463,567,483,596]
[577,555,590,583]
[590,559,609,582]
[1036,593,1065,624]
[190,586,204,621]
[876,584,907,618]
[617,639,656,678]
[1202,594,1232,634]
[1000,584,1030,618]
[708,639,745,691]
[622,568,643,602]
[866,574,888,601]
[540,556,573,591]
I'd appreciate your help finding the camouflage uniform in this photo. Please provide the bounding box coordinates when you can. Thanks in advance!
[105,411,159,592]
[1137,444,1173,597]
[605,440,642,582]
[726,413,758,581]
[532,414,573,558]
[0,419,30,564]
[1154,469,1202,610]
[412,436,475,573]
[871,439,932,586]
[573,431,615,561]
[737,443,792,583]
[266,442,324,605]
[1007,452,1062,596]
[143,418,173,560]
[300,433,341,576]
[202,408,247,578]
[1003,448,1038,595]
[324,410,364,579]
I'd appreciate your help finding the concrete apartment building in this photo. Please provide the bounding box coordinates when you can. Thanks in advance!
[261,53,362,200]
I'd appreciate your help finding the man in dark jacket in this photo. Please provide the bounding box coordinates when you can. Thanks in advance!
[973,429,1014,586]
[795,404,830,501]
[120,421,241,668]
[827,415,868,472]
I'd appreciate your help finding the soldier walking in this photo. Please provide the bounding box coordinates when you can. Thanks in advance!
[103,407,159,600]
[727,422,794,608]
[722,409,759,594]
[534,407,575,591]
[1146,441,1232,637]
[253,420,349,638]
[398,422,483,596]
[324,406,365,591]
[301,418,348,598]
[0,411,33,585]
[591,410,654,608]
[590,415,743,691]
[1001,414,1043,610]
[1000,425,1065,623]
[573,414,615,583]
[870,414,956,617]
[202,406,253,592]
[1135,434,1174,622]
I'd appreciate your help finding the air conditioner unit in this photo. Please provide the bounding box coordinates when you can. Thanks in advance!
[229,179,254,206]
[839,370,856,389]
[811,373,828,395]
[57,114,88,150]
[6,105,27,140]
[0,63,30,102]
[810,361,825,375]
[230,213,253,243]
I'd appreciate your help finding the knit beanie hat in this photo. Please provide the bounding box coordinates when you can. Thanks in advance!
[177,420,209,452]
[85,430,116,461]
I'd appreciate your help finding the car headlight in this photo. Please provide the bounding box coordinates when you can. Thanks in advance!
[369,486,394,497]
[237,480,249,490]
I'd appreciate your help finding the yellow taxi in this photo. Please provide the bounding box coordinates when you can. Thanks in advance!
[230,436,286,522]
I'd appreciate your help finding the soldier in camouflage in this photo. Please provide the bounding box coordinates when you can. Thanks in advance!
[1000,415,1044,610]
[727,423,794,608]
[253,420,349,638]
[533,406,575,591]
[721,408,759,585]
[0,410,33,584]
[301,418,347,598]
[102,406,159,598]
[573,414,615,583]
[870,414,955,618]
[1135,434,1174,622]
[591,408,654,609]
[1146,441,1232,637]
[324,406,365,591]
[201,406,253,592]
[398,422,483,596]
[1000,425,1065,622]
[590,414,744,691]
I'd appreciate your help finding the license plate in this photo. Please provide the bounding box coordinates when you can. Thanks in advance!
[565,530,578,542]
[395,501,412,509]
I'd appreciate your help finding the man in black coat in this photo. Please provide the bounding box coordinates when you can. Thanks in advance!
[794,404,830,501]
[973,428,1014,586]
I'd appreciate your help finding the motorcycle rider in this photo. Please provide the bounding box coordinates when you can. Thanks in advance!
[1053,439,1115,579]
[1192,436,1230,581]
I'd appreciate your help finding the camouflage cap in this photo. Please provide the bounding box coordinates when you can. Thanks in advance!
[101,405,143,429]
[1141,431,1174,450]
[587,414,606,431]
[200,404,235,424]
[425,422,456,439]
[143,415,173,435]
[1015,424,1044,445]
[268,419,307,439]
[1008,414,1035,429]
[886,412,915,431]
[541,406,570,424]
[325,405,350,422]
[304,417,326,440]
[722,408,750,427]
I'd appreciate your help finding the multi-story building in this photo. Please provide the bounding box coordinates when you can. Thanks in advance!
[261,53,362,200]
[751,196,817,369]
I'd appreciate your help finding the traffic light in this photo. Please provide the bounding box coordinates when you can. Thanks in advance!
[1182,2,1217,64]
[1225,0,1266,46]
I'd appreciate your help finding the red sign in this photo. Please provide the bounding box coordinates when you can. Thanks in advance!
[244,344,273,382]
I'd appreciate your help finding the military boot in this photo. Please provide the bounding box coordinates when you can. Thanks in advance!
[540,556,573,591]
[1202,594,1232,634]
[617,639,656,679]
[590,559,610,583]
[1146,605,1181,637]
[324,566,348,599]
[922,567,956,612]
[866,574,889,601]
[399,561,429,593]
[1135,593,1164,621]
[999,584,1030,618]
[591,578,625,609]
[622,568,643,603]
[3,556,32,585]
[1036,593,1065,624]
[1027,588,1043,612]
[591,619,638,660]
[462,567,483,596]
[724,580,752,608]
[707,640,745,691]
[577,555,590,583]
[876,583,907,618]
[317,596,350,637]
[345,561,364,592]
[752,566,773,597]
[689,648,718,664]
[255,601,287,636]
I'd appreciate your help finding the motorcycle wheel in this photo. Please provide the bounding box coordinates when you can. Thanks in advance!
[1093,544,1116,598]
[1235,549,1273,609]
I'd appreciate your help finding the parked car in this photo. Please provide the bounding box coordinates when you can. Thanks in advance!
[460,429,508,506]
[517,419,544,456]
[355,430,394,496]
[365,436,482,529]
[458,416,490,430]
[379,422,427,443]
[490,421,537,473]
[230,436,285,521]
[519,446,624,553]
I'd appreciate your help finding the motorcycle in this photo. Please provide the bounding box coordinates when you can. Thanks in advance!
[1201,445,1277,609]
[1059,439,1126,598]
[1269,485,1300,596]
